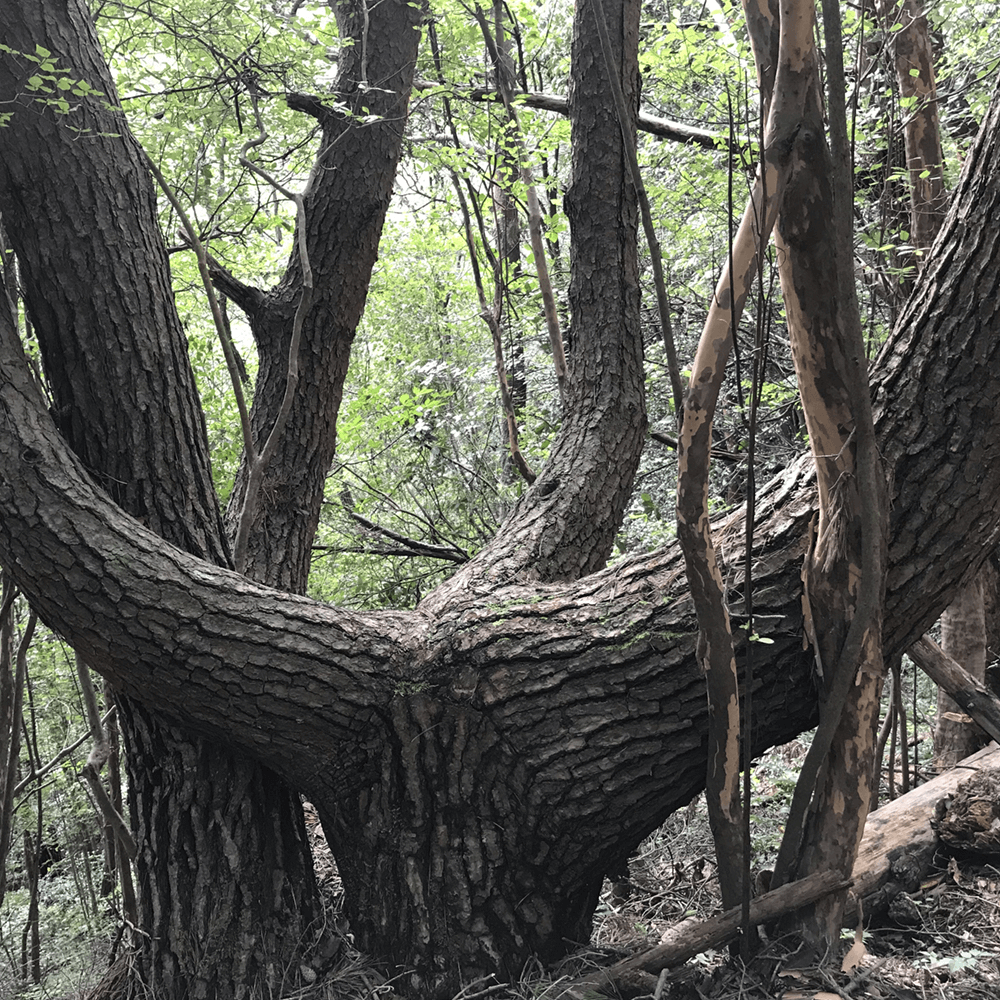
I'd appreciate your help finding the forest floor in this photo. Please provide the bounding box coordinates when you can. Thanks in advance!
[303,738,1000,1000]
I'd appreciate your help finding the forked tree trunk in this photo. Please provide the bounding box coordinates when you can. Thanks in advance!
[4,6,1000,998]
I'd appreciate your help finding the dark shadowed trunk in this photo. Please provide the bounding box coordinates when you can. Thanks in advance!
[0,4,323,996]
[218,0,424,594]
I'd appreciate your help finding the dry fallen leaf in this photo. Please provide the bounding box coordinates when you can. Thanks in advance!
[842,936,868,971]
[842,909,867,972]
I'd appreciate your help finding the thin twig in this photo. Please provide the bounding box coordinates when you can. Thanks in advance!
[141,150,256,492]
[470,4,568,403]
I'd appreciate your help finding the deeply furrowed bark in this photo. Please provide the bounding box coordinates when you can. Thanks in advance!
[0,4,323,996]
[3,5,1000,996]
[4,99,1000,970]
[221,0,424,595]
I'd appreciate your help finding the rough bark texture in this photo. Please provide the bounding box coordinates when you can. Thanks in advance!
[0,5,323,996]
[423,0,645,605]
[851,743,1000,915]
[4,7,1000,998]
[221,0,424,595]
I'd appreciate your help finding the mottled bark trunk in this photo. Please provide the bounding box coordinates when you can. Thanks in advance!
[743,0,888,950]
[0,5,323,996]
[936,576,988,766]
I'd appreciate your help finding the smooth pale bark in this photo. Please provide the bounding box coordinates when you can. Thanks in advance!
[935,579,989,764]
[677,0,821,910]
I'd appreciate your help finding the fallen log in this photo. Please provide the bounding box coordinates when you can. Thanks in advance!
[559,745,1000,997]
[561,869,851,997]
[849,741,1000,920]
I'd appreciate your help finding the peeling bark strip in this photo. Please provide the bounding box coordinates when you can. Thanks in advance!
[676,0,823,912]
[748,0,890,952]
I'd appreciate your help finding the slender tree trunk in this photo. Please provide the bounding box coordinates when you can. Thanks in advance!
[742,0,889,950]
[886,0,987,772]
[936,576,988,765]
[888,0,948,252]
[423,0,645,608]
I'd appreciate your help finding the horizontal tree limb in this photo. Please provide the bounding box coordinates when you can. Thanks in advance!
[410,78,743,151]
[908,635,1000,744]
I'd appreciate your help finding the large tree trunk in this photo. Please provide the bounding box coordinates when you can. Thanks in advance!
[0,6,322,996]
[3,9,1000,1000]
